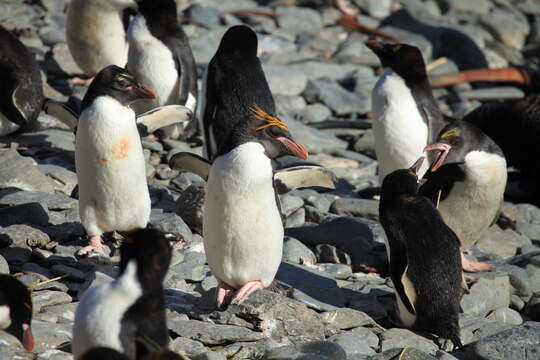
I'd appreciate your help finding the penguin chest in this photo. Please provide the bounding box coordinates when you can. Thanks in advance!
[439,151,507,249]
[372,70,429,180]
[75,97,150,234]
[203,144,283,288]
[127,16,179,112]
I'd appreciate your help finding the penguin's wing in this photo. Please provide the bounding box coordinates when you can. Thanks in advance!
[273,166,338,194]
[43,98,79,131]
[199,61,218,160]
[136,105,192,137]
[168,151,211,180]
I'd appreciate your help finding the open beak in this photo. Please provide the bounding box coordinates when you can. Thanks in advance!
[277,137,308,160]
[365,39,384,52]
[409,156,425,175]
[423,143,452,172]
[21,323,34,352]
[128,85,157,100]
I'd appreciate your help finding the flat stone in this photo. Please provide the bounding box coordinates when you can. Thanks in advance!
[29,320,72,353]
[303,78,370,115]
[0,224,51,248]
[380,328,439,355]
[299,104,332,124]
[37,165,77,195]
[32,290,73,313]
[169,262,207,282]
[279,194,304,217]
[368,347,438,360]
[0,189,77,210]
[263,63,308,96]
[149,211,193,242]
[0,343,33,359]
[170,337,207,357]
[461,276,511,316]
[167,319,264,345]
[1,129,75,152]
[320,308,380,330]
[486,307,523,325]
[480,8,530,49]
[317,263,352,280]
[286,118,348,155]
[50,264,86,282]
[0,151,55,193]
[285,208,306,228]
[276,6,323,34]
[437,0,492,15]
[282,236,317,265]
[264,341,346,360]
[328,331,377,357]
[330,198,379,220]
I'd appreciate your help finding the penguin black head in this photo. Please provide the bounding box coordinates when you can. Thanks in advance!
[424,121,503,172]
[219,105,308,160]
[136,0,177,35]
[0,275,34,352]
[216,25,258,57]
[80,347,129,360]
[381,156,425,197]
[81,65,157,111]
[365,40,427,80]
[119,228,172,294]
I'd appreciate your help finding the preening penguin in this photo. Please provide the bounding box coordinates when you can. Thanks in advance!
[379,157,462,349]
[204,106,308,308]
[127,0,198,139]
[420,121,507,272]
[66,0,137,77]
[0,275,34,352]
[73,229,172,360]
[199,25,275,160]
[75,65,155,255]
[365,40,445,182]
[0,25,43,136]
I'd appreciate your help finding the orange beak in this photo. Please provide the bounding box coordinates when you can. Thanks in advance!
[277,137,309,160]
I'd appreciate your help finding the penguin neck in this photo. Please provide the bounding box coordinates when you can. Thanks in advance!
[461,151,507,187]
[81,96,135,123]
[133,11,176,40]
[213,142,273,181]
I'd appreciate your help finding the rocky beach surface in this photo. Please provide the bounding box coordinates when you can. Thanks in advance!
[1,0,540,359]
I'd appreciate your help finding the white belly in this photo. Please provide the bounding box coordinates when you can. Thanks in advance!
[75,96,150,236]
[438,151,507,250]
[372,69,429,182]
[203,143,283,288]
[66,0,129,75]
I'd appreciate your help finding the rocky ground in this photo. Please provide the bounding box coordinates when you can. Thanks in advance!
[1,0,540,359]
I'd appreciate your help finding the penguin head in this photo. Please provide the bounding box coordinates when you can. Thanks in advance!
[0,275,34,352]
[365,40,427,80]
[220,105,308,160]
[216,25,258,57]
[424,121,502,171]
[119,228,172,294]
[136,0,177,33]
[381,156,425,197]
[81,65,157,110]
[80,347,129,360]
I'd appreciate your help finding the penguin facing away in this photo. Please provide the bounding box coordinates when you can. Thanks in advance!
[365,40,445,182]
[420,121,507,272]
[204,106,308,308]
[379,157,463,349]
[66,0,137,77]
[75,65,155,255]
[127,0,198,139]
[73,229,172,360]
[199,25,275,161]
[0,275,34,352]
[0,25,43,136]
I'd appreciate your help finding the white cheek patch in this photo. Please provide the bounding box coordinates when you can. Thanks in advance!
[185,93,197,113]
[0,305,11,330]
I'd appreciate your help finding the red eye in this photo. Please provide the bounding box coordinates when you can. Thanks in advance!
[450,137,460,146]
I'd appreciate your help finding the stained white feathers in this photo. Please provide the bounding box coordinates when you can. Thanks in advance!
[203,142,283,288]
[75,95,150,237]
[372,69,429,181]
[72,260,141,359]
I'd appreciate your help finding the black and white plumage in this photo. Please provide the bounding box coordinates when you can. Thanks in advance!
[75,66,156,256]
[0,25,43,136]
[365,40,445,182]
[199,25,275,161]
[66,0,137,76]
[0,275,34,352]
[421,121,507,272]
[73,228,172,360]
[127,0,198,139]
[379,157,463,349]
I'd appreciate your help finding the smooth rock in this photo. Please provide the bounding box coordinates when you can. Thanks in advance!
[286,118,348,155]
[32,290,73,313]
[320,308,379,330]
[330,198,379,220]
[0,189,77,210]
[170,337,207,357]
[282,237,317,265]
[317,263,352,280]
[0,224,51,248]
[276,6,323,34]
[264,63,308,96]
[303,78,370,115]
[328,331,377,357]
[486,307,523,325]
[168,319,264,345]
[264,341,346,360]
[461,276,511,316]
[0,151,55,193]
[149,212,192,241]
[380,328,439,355]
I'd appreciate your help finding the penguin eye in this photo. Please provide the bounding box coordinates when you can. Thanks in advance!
[449,137,461,147]
[267,125,282,137]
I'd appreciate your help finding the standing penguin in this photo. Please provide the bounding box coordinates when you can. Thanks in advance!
[72,228,172,360]
[75,65,154,255]
[126,0,198,139]
[421,121,507,272]
[204,106,308,308]
[379,157,462,349]
[199,25,275,161]
[365,40,445,182]
[66,0,137,77]
[0,25,43,136]
[0,275,34,352]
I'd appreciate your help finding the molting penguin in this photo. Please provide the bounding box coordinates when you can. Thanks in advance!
[66,0,137,77]
[420,121,507,272]
[75,65,155,255]
[365,40,445,182]
[72,228,172,360]
[199,25,275,161]
[0,25,43,136]
[127,0,198,139]
[0,275,34,352]
[379,157,462,349]
[204,106,308,308]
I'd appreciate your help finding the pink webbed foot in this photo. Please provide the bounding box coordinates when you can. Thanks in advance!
[230,280,263,305]
[461,252,492,272]
[216,281,236,309]
[78,235,109,256]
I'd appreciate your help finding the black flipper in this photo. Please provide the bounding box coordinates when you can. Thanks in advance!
[168,152,211,180]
